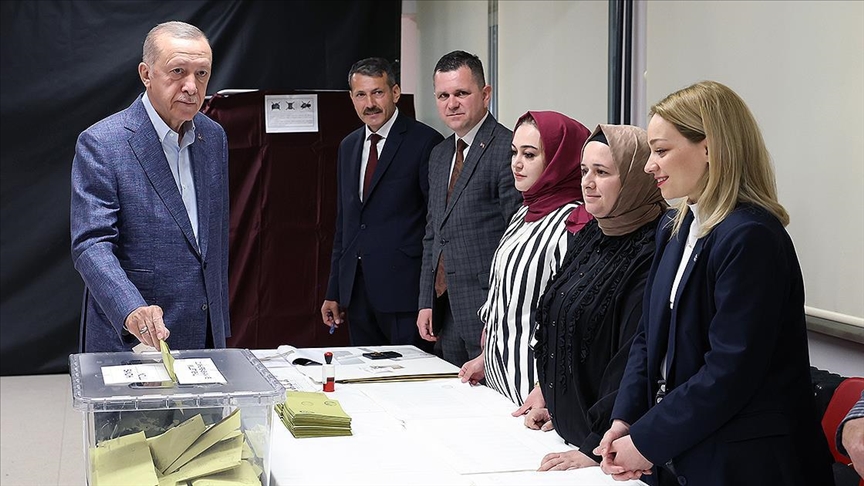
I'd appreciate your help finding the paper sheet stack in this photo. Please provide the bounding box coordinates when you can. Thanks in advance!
[89,409,262,486]
[275,391,352,438]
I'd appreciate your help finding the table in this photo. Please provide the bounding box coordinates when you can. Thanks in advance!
[255,347,647,486]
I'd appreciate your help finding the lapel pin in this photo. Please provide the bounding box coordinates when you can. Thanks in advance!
[479,142,485,148]
[197,134,204,141]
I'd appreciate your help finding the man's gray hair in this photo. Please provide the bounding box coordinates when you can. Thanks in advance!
[142,21,208,65]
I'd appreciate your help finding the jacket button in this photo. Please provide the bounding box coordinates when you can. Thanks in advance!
[678,477,687,485]
[201,303,208,311]
[202,261,208,269]
[360,224,366,230]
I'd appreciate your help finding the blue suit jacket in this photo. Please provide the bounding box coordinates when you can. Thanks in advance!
[613,205,833,485]
[325,113,443,312]
[71,95,230,352]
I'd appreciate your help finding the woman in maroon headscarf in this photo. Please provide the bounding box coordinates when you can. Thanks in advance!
[458,111,591,411]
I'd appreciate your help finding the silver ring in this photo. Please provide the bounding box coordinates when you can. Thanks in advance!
[140,328,149,334]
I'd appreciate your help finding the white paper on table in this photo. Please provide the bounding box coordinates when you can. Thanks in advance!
[269,425,471,486]
[324,384,387,414]
[404,415,576,475]
[102,363,171,385]
[172,358,226,384]
[355,379,512,421]
[266,366,318,392]
[469,468,647,486]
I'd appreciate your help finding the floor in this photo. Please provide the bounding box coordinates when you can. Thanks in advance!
[0,374,84,486]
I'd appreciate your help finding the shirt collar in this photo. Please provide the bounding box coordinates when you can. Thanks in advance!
[142,92,196,145]
[365,108,399,141]
[457,111,489,148]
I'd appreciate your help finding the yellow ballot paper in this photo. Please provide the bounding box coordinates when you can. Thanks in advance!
[158,434,244,485]
[147,414,206,473]
[160,340,177,382]
[164,408,242,474]
[91,431,159,486]
[191,460,261,486]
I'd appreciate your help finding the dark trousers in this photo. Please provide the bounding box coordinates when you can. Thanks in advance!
[433,291,481,367]
[348,261,426,349]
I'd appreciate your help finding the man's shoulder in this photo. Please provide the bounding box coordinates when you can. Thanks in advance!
[430,133,455,158]
[79,100,145,145]
[194,111,226,135]
[403,116,443,142]
[339,125,365,147]
[483,113,513,137]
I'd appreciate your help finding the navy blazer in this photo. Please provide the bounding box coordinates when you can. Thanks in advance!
[326,113,443,313]
[71,95,230,351]
[613,205,833,485]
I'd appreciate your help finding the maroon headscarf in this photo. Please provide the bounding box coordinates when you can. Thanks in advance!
[518,111,592,234]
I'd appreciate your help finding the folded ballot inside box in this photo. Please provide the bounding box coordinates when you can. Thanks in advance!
[70,348,285,486]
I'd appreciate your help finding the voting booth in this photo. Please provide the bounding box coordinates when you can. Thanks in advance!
[70,348,285,486]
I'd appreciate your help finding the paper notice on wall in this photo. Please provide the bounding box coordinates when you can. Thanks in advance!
[264,94,319,133]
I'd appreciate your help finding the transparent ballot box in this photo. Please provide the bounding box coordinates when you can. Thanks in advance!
[70,348,285,486]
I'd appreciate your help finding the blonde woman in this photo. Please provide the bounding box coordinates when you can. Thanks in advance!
[594,81,834,486]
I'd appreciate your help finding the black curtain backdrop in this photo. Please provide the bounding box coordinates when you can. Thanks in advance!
[0,0,401,376]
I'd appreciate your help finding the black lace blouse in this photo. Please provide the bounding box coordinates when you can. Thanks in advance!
[534,217,658,460]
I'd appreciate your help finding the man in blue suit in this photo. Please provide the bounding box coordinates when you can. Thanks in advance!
[321,58,443,347]
[71,21,230,352]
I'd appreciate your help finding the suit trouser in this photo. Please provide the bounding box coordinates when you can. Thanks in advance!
[433,291,482,367]
[347,260,424,348]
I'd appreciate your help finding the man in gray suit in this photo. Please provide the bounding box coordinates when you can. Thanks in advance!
[417,50,522,366]
[71,21,230,352]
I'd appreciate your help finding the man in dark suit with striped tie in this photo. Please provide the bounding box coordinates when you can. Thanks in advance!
[417,50,522,366]
[322,58,443,347]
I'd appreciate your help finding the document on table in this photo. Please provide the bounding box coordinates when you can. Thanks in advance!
[270,430,471,486]
[295,353,459,383]
[470,468,647,486]
[354,379,513,420]
[404,415,575,475]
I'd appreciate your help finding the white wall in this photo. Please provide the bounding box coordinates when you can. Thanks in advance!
[414,0,489,134]
[412,0,608,135]
[645,0,864,325]
[497,1,608,130]
[808,331,864,377]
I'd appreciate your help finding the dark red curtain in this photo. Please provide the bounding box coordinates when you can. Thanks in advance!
[202,91,416,349]
[0,0,401,375]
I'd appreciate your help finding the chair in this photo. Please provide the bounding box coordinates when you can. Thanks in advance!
[822,377,864,486]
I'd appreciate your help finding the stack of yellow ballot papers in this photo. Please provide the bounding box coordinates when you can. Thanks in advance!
[90,409,263,486]
[275,391,352,438]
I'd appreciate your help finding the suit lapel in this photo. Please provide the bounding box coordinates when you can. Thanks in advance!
[364,114,407,203]
[348,129,364,207]
[126,99,201,256]
[433,136,455,228]
[443,115,496,219]
[666,214,703,378]
[647,215,687,380]
[190,119,209,259]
